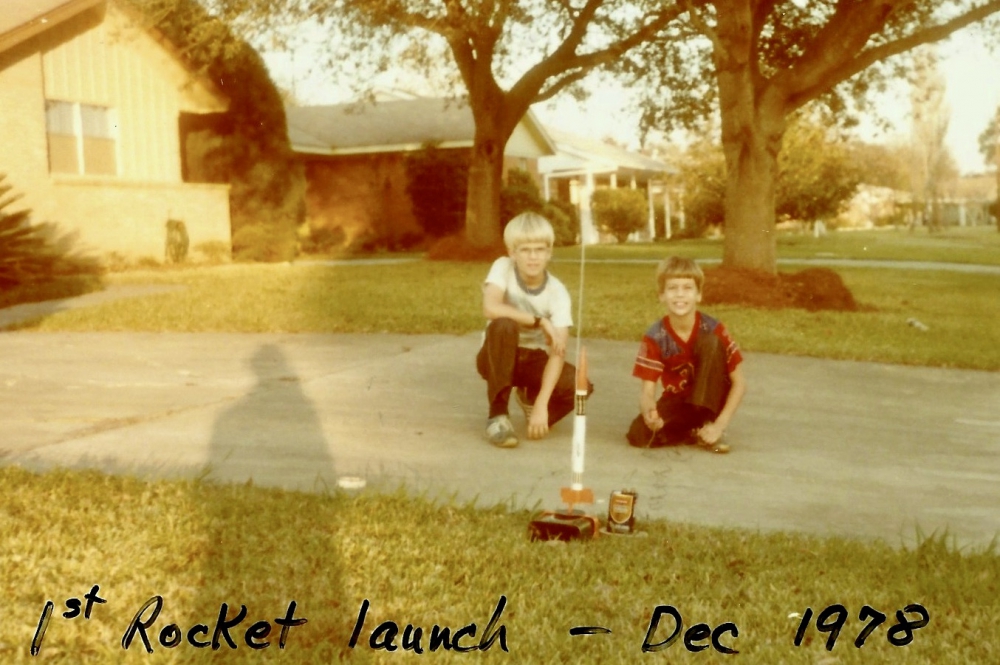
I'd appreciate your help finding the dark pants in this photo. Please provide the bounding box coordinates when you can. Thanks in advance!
[626,330,730,448]
[476,318,588,426]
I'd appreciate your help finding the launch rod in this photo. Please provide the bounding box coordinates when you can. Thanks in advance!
[571,346,588,490]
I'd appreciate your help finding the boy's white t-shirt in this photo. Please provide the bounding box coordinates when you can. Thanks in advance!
[484,256,573,350]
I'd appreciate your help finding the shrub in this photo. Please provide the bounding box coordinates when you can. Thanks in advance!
[652,202,698,240]
[425,233,506,262]
[405,145,469,238]
[352,230,425,254]
[501,169,578,246]
[133,0,305,263]
[542,199,579,247]
[0,176,103,308]
[192,240,231,263]
[591,188,647,242]
[300,225,347,255]
[232,223,296,262]
[500,169,544,223]
[0,176,101,288]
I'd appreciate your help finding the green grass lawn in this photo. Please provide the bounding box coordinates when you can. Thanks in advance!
[553,225,1000,266]
[11,257,1000,370]
[2,467,997,664]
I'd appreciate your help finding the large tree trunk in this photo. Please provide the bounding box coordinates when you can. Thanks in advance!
[714,0,785,275]
[995,139,1000,232]
[465,122,507,247]
[464,85,525,248]
[719,116,784,274]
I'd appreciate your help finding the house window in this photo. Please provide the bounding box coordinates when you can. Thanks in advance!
[46,101,118,176]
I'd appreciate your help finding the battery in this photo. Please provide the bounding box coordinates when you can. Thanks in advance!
[606,489,638,534]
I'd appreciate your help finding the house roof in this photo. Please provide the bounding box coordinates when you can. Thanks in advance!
[0,0,104,53]
[0,0,227,113]
[286,98,557,157]
[539,126,676,180]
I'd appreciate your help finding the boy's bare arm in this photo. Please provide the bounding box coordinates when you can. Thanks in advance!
[527,325,570,439]
[640,379,663,430]
[698,364,746,444]
[483,284,535,326]
[483,283,566,357]
[526,348,564,439]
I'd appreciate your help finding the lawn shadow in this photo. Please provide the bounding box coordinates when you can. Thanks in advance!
[192,343,353,659]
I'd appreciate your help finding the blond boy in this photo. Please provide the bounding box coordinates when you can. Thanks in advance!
[476,212,590,448]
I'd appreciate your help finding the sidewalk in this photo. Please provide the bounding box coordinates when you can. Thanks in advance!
[2,331,998,548]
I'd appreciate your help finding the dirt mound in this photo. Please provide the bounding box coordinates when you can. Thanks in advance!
[702,266,861,312]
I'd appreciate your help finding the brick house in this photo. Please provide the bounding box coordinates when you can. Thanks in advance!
[0,0,232,262]
[285,97,556,247]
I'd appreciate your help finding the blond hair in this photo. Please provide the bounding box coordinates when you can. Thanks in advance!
[503,212,554,252]
[655,256,704,293]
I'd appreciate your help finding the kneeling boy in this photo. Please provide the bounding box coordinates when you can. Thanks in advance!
[476,212,589,448]
[626,256,746,453]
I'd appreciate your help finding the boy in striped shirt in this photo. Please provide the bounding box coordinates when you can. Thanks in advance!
[626,256,746,453]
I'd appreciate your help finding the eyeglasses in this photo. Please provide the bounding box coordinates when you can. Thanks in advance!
[515,245,550,257]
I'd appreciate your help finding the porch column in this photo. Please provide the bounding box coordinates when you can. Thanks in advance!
[580,171,599,244]
[677,186,686,231]
[664,186,672,240]
[646,184,654,239]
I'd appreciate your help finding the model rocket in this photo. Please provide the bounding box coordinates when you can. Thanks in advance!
[527,346,598,541]
[560,346,594,511]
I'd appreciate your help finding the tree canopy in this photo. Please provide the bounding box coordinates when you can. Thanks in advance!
[979,105,1000,168]
[207,0,1000,266]
[215,0,687,247]
[678,109,868,232]
[633,0,1000,272]
[128,0,306,261]
[776,110,862,225]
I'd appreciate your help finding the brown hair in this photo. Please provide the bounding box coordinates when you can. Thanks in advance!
[655,256,704,294]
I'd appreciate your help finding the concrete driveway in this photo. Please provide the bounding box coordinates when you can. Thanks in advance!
[2,330,998,549]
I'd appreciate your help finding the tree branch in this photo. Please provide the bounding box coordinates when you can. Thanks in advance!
[552,0,607,60]
[508,1,686,104]
[535,67,591,103]
[783,0,1000,111]
[752,0,780,32]
[683,0,722,52]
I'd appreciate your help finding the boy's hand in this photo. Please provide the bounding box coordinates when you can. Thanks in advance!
[527,404,550,439]
[642,408,663,432]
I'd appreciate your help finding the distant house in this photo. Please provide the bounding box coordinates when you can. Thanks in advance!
[539,128,677,243]
[285,97,556,247]
[0,0,232,262]
[836,176,996,230]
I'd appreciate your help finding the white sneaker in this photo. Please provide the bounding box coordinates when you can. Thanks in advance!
[486,415,519,448]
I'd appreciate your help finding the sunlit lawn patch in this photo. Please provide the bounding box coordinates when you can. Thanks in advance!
[9,259,1000,370]
[554,225,1000,266]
